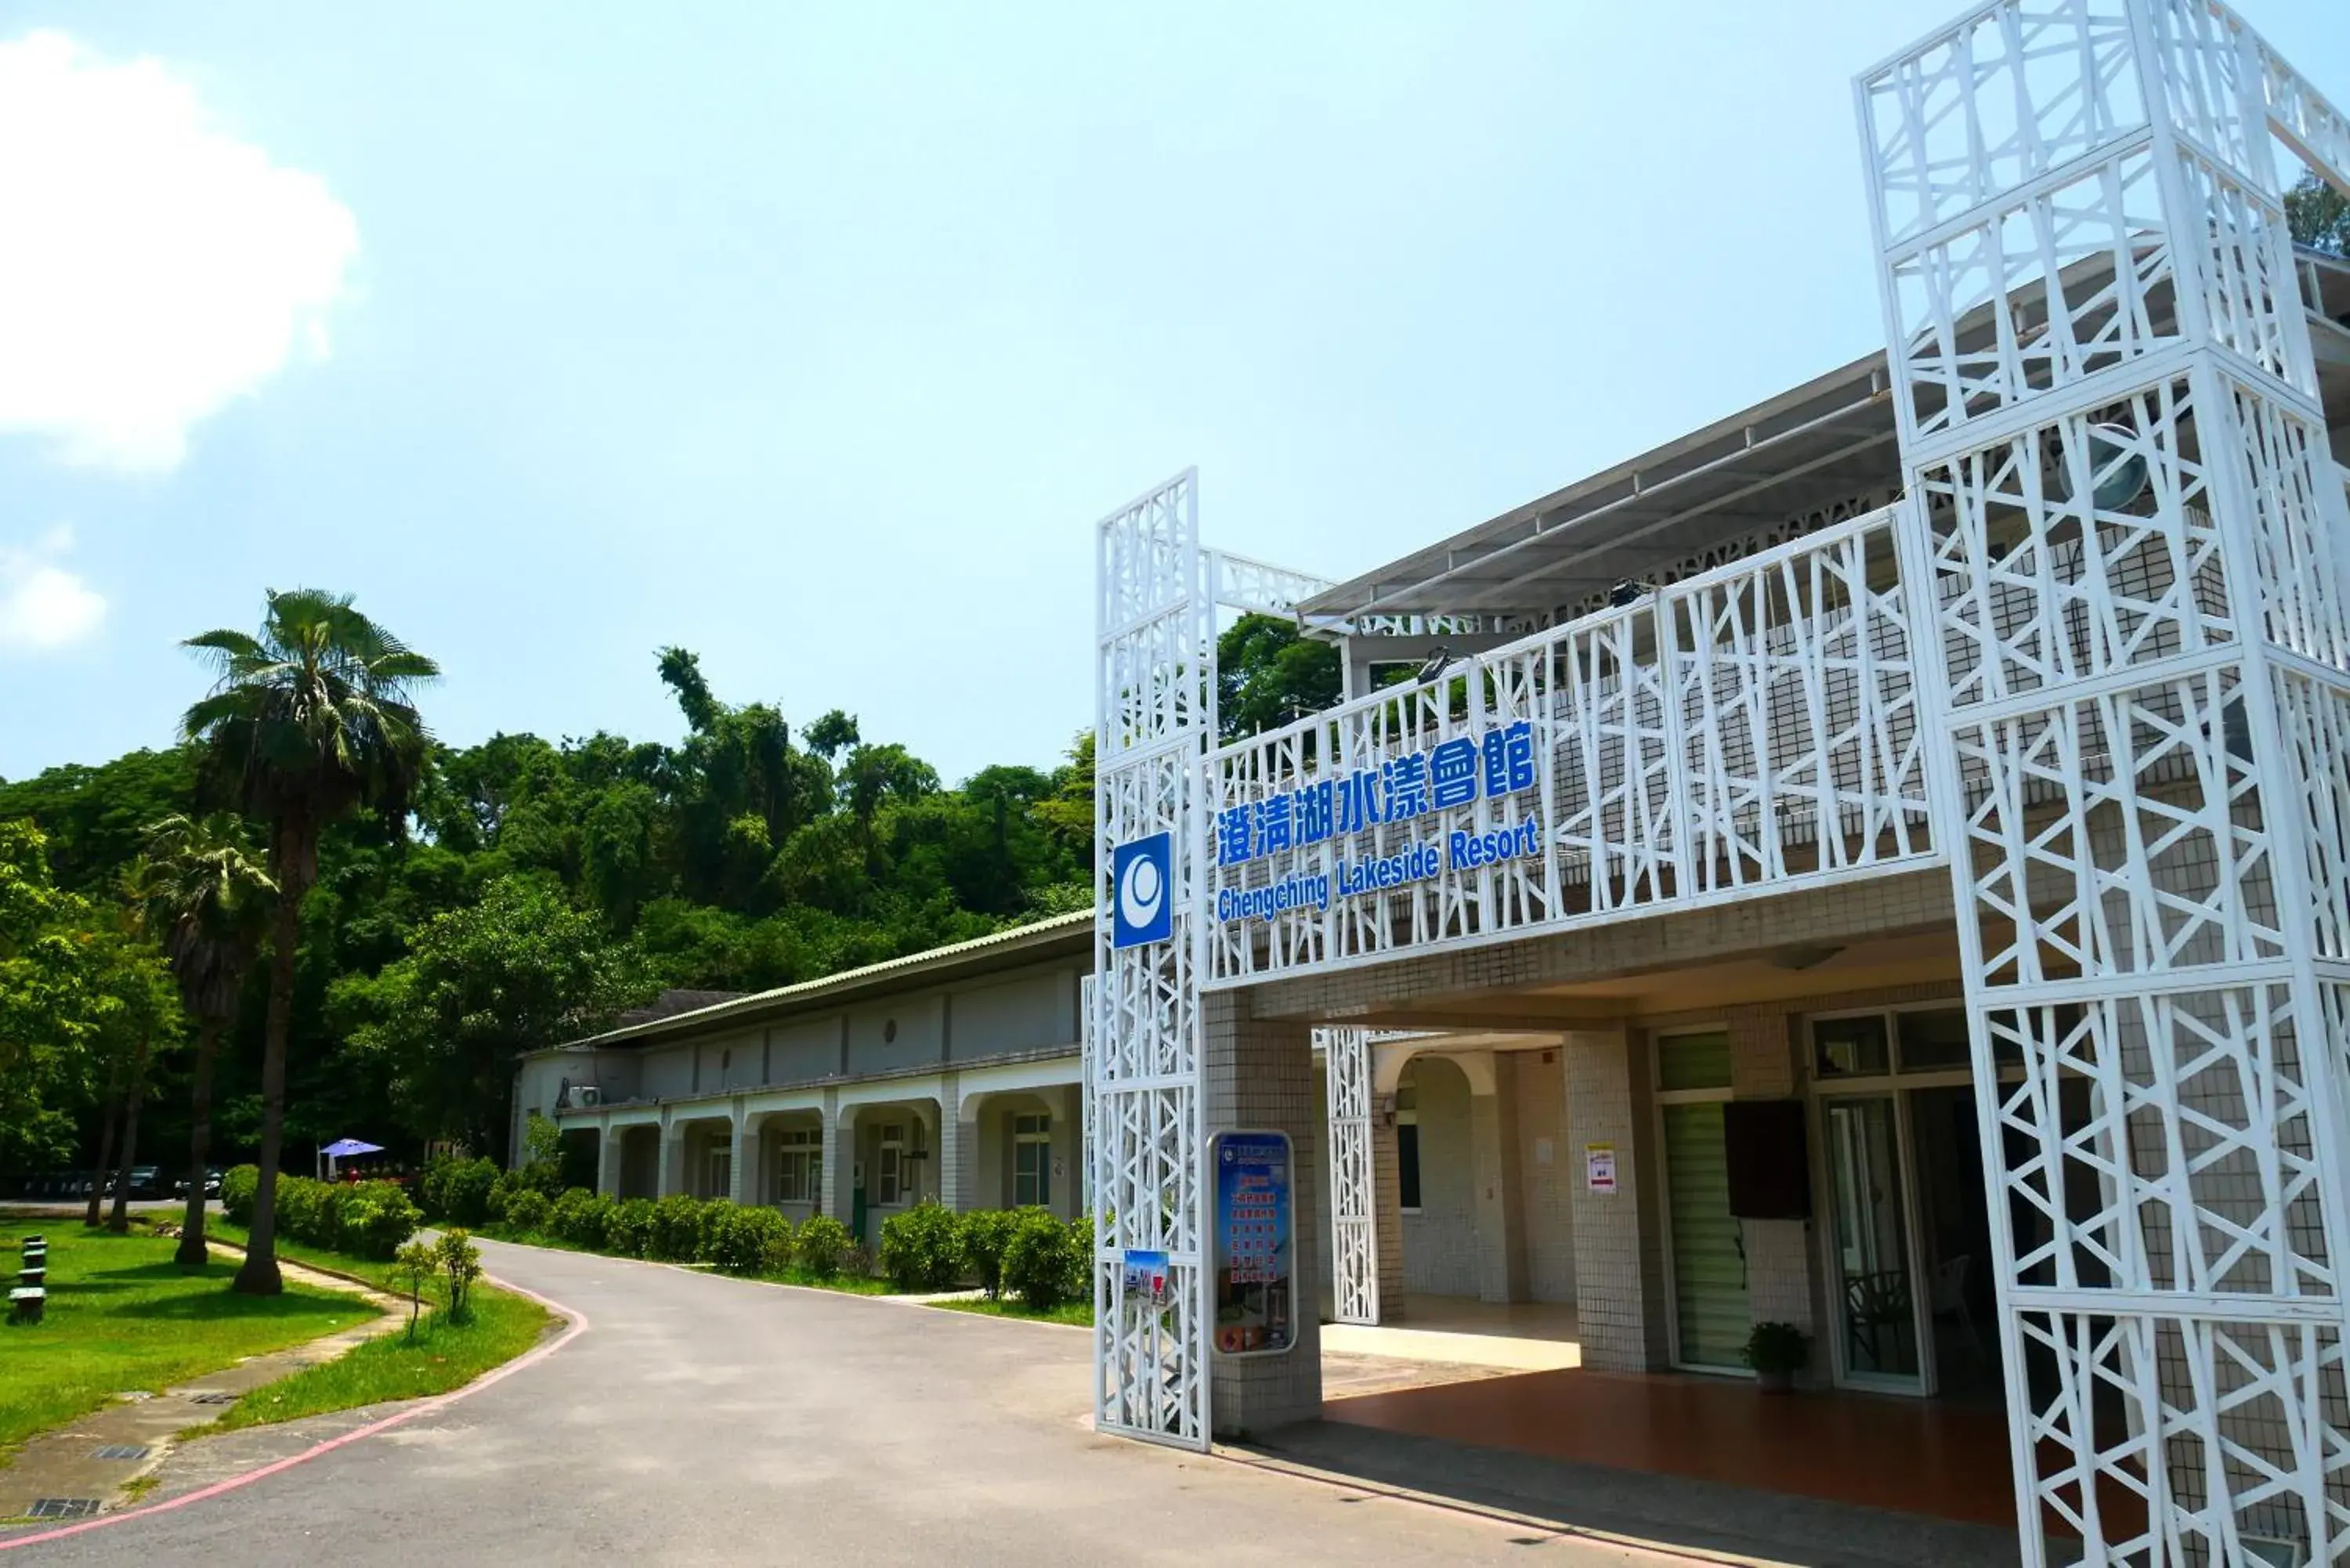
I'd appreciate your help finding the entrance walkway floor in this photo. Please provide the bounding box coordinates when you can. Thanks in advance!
[1320,1295,1582,1372]
[1322,1365,2015,1529]
[1247,1415,2019,1568]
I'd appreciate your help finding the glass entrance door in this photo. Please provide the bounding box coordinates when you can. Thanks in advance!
[1822,1095,1923,1389]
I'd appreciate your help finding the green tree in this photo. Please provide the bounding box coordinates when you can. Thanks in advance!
[180,588,439,1295]
[1217,612,1341,742]
[102,858,183,1233]
[341,876,656,1158]
[0,748,197,895]
[141,812,276,1266]
[0,821,107,1171]
[1029,732,1094,875]
[2287,173,2348,256]
[802,709,859,759]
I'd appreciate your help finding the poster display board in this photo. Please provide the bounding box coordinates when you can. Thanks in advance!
[1210,1130,1293,1356]
[1122,1248,1171,1310]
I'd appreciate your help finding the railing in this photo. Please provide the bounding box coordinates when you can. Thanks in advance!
[1205,502,1939,984]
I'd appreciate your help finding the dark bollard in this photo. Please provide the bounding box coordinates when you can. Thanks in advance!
[9,1287,44,1325]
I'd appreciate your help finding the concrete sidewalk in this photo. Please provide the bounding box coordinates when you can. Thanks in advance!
[0,1248,403,1525]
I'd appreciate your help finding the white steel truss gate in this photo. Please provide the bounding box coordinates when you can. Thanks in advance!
[1321,1027,1379,1326]
[1091,471,1330,1448]
[1859,4,2350,1563]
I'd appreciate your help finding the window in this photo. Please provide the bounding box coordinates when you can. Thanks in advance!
[1808,1006,2017,1079]
[1396,1079,1421,1212]
[1657,1030,1734,1092]
[775,1127,819,1205]
[877,1123,906,1205]
[1014,1113,1051,1208]
[1813,1013,1890,1078]
[704,1142,732,1201]
[1894,1008,1972,1071]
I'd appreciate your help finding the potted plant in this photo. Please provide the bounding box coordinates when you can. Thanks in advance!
[1743,1321,1810,1393]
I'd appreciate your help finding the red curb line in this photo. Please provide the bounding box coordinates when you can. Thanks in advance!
[0,1272,586,1554]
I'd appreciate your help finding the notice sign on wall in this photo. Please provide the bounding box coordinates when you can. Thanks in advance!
[1585,1142,1618,1194]
[1211,1130,1293,1357]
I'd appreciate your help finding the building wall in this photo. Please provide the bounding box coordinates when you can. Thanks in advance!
[1399,1056,1480,1297]
[1566,1028,1670,1372]
[1508,1047,1577,1306]
[847,998,944,1077]
[639,1045,692,1101]
[769,1019,840,1082]
[523,952,1088,1176]
[950,973,1070,1064]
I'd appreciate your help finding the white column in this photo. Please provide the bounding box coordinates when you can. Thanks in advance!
[821,1094,857,1226]
[1467,1054,1527,1305]
[657,1114,686,1198]
[939,1079,974,1212]
[598,1122,624,1198]
[728,1107,750,1205]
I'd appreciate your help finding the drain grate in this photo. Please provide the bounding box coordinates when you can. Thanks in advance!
[186,1392,237,1406]
[27,1498,102,1519]
[90,1444,151,1461]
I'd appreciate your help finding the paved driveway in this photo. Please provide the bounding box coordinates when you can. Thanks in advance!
[7,1237,1650,1566]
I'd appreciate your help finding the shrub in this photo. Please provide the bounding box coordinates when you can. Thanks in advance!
[694,1200,734,1265]
[707,1204,789,1275]
[337,1182,423,1259]
[548,1187,598,1245]
[393,1241,436,1342]
[794,1214,851,1280]
[557,1191,616,1251]
[504,1188,551,1233]
[880,1202,963,1291]
[221,1165,258,1226]
[420,1155,500,1227]
[1002,1208,1083,1311]
[957,1209,1019,1298]
[841,1243,875,1281]
[649,1194,707,1262]
[484,1170,520,1224]
[439,1230,483,1324]
[276,1175,329,1245]
[1065,1213,1094,1306]
[606,1198,656,1258]
[757,1223,795,1276]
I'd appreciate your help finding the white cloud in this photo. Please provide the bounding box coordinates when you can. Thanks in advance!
[0,526,104,652]
[0,31,360,472]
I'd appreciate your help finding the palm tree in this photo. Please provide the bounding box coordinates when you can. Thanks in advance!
[142,813,276,1268]
[180,590,438,1295]
[105,856,167,1234]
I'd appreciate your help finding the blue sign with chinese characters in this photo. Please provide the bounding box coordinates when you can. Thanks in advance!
[1212,1130,1293,1357]
[1214,720,1537,869]
[1111,832,1173,948]
[1213,719,1542,924]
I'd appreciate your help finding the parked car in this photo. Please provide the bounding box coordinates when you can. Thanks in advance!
[172,1169,222,1200]
[98,1167,164,1199]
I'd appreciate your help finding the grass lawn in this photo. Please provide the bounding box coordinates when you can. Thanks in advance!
[0,1221,379,1455]
[928,1295,1092,1326]
[204,1221,554,1432]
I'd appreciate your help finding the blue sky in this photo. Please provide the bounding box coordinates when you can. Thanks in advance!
[2,2,2344,786]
